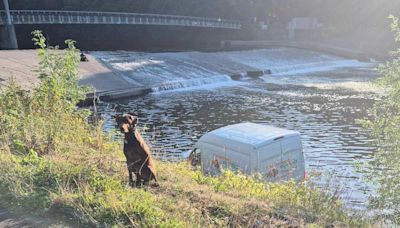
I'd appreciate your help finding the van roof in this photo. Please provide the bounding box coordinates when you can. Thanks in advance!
[199,122,300,150]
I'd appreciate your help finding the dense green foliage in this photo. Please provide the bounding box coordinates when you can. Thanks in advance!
[0,33,368,227]
[363,16,400,224]
[0,31,89,156]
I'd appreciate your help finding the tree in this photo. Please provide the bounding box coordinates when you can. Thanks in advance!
[363,15,400,224]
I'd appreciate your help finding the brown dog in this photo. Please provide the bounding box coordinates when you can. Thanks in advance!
[116,114,158,187]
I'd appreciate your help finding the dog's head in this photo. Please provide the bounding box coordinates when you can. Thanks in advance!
[115,114,138,133]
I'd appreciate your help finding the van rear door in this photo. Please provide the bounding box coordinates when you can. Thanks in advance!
[280,136,304,181]
[258,141,282,182]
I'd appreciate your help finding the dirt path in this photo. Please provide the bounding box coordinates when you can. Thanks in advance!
[0,206,32,228]
[0,205,77,228]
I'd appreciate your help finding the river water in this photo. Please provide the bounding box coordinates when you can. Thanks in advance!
[93,48,379,209]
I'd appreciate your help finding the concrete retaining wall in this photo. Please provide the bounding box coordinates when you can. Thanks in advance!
[222,40,373,62]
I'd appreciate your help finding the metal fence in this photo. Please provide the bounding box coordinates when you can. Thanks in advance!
[0,10,241,29]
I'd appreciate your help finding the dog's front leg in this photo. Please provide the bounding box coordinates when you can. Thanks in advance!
[128,171,134,187]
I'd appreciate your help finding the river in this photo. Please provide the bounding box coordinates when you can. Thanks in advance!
[91,48,379,209]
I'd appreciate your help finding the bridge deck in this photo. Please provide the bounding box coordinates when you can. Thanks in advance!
[0,10,241,29]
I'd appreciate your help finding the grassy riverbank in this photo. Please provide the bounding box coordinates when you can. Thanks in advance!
[0,33,368,227]
[0,150,366,227]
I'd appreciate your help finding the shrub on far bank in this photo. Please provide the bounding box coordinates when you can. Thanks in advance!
[0,31,368,227]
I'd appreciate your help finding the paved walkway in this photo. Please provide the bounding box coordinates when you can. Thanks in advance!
[0,50,136,92]
[0,50,40,89]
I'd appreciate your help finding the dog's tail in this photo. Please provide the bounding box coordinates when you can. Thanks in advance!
[139,156,159,184]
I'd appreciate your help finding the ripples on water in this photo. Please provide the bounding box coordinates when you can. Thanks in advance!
[97,67,378,209]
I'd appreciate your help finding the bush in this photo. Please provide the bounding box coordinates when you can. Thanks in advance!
[0,31,90,156]
[362,15,400,224]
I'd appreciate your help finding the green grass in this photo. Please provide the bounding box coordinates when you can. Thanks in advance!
[0,149,368,227]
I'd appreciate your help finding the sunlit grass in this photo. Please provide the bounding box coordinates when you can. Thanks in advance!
[0,148,368,227]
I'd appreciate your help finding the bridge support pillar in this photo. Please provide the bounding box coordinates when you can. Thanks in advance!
[1,0,18,49]
[0,24,18,49]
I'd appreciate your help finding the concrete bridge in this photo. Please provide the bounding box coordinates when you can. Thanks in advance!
[0,9,242,49]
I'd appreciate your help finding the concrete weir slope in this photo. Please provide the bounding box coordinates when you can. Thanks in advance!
[0,47,373,102]
[90,48,372,95]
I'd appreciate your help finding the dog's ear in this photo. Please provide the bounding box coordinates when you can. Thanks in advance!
[113,114,121,121]
[128,115,138,125]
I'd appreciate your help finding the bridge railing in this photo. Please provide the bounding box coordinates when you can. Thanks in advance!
[0,10,241,29]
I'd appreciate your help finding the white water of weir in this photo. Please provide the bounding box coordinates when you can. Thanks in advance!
[151,75,234,92]
[268,59,373,76]
[92,48,374,93]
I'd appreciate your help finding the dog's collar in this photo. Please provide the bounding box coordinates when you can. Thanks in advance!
[124,128,136,136]
[125,128,135,134]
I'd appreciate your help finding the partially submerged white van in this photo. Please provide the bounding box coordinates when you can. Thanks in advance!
[188,123,306,182]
